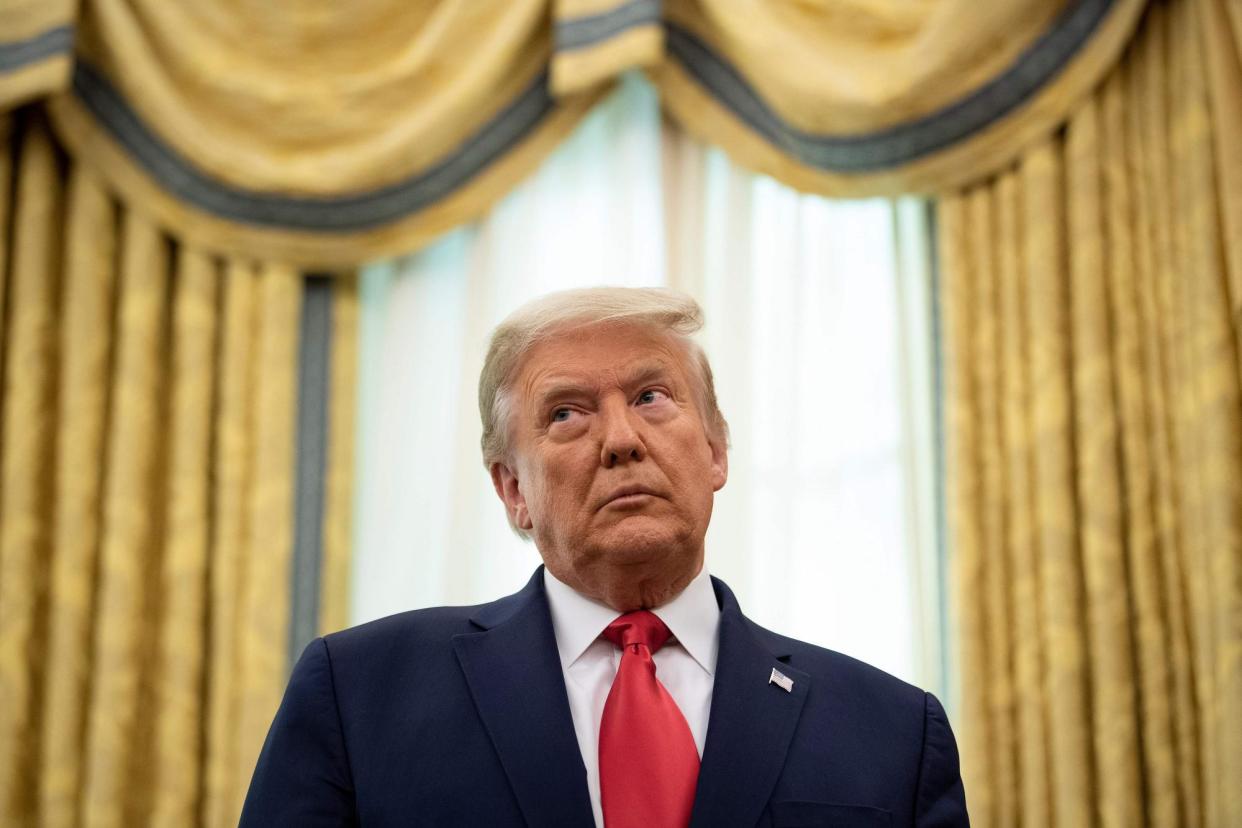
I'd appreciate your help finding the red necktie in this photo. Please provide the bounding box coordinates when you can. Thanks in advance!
[598,611,700,828]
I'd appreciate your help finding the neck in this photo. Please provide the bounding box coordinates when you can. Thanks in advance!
[559,559,703,612]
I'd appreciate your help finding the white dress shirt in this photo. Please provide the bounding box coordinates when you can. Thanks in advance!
[543,567,721,828]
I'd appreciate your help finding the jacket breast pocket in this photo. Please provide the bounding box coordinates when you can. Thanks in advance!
[767,799,893,827]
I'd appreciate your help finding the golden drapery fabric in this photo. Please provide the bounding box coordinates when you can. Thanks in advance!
[939,0,1242,824]
[0,0,75,111]
[551,0,665,96]
[42,0,610,268]
[651,0,1147,196]
[1,0,1148,268]
[0,111,358,828]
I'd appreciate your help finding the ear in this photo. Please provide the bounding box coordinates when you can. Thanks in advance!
[490,461,533,531]
[708,437,728,492]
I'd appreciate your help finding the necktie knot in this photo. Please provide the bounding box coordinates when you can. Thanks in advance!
[603,610,672,653]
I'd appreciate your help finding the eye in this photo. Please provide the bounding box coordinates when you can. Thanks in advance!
[636,389,668,405]
[551,407,573,422]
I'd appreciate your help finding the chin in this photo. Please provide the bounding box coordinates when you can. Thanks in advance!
[546,519,704,610]
[537,514,707,603]
[589,516,701,569]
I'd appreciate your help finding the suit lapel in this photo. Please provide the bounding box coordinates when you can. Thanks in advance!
[690,579,810,828]
[452,569,595,827]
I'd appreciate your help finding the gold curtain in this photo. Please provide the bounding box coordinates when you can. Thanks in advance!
[939,0,1242,824]
[0,110,358,828]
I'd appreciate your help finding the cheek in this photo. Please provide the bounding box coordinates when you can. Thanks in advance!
[539,455,581,493]
[669,434,718,498]
[527,452,593,516]
[670,425,713,467]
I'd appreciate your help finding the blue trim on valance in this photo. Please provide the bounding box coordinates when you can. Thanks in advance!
[60,0,1118,232]
[71,60,556,231]
[665,0,1115,172]
[557,0,662,52]
[0,25,74,73]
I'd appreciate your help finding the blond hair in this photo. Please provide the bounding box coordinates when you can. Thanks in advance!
[478,287,729,469]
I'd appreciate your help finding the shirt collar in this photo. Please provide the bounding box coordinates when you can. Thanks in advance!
[543,565,721,676]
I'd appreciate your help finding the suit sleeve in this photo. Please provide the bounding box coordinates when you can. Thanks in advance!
[239,637,358,827]
[914,692,970,827]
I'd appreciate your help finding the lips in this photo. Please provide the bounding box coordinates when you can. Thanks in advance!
[598,485,661,510]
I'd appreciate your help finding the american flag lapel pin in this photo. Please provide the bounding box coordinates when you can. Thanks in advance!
[769,667,793,693]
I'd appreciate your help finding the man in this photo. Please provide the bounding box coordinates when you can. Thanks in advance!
[241,287,969,827]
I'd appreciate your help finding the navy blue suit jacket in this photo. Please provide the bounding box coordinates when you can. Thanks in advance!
[240,568,968,826]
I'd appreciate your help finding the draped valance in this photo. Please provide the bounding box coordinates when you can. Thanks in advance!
[1,0,1148,267]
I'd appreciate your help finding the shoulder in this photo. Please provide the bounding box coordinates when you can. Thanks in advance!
[787,632,921,697]
[294,603,494,730]
[322,569,544,661]
[308,570,547,705]
[740,624,966,822]
[326,603,480,649]
[746,618,931,724]
[317,602,486,674]
[710,575,932,721]
[745,620,960,790]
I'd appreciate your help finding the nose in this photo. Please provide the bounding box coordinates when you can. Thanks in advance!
[599,398,646,467]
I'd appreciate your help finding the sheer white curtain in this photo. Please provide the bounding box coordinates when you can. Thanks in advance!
[351,74,942,692]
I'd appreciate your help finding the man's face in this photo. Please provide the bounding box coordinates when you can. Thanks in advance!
[490,322,728,610]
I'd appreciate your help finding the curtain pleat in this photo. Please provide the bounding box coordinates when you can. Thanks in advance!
[939,193,992,826]
[40,165,116,828]
[1025,139,1098,828]
[1066,93,1146,828]
[0,111,63,825]
[1172,0,1242,822]
[203,259,256,828]
[967,183,1018,828]
[233,262,299,821]
[941,1,1242,823]
[996,167,1051,827]
[1101,55,1183,828]
[150,247,218,827]
[1126,12,1206,820]
[81,209,169,828]
[1198,0,1242,388]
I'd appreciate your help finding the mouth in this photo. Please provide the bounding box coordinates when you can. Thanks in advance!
[599,485,661,510]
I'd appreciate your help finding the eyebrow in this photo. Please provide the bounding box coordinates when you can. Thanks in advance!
[618,360,676,389]
[532,378,596,408]
[531,360,676,408]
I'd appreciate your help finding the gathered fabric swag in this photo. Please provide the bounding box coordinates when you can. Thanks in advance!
[2,0,1147,267]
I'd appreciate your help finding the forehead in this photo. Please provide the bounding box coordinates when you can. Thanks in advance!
[514,323,691,397]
